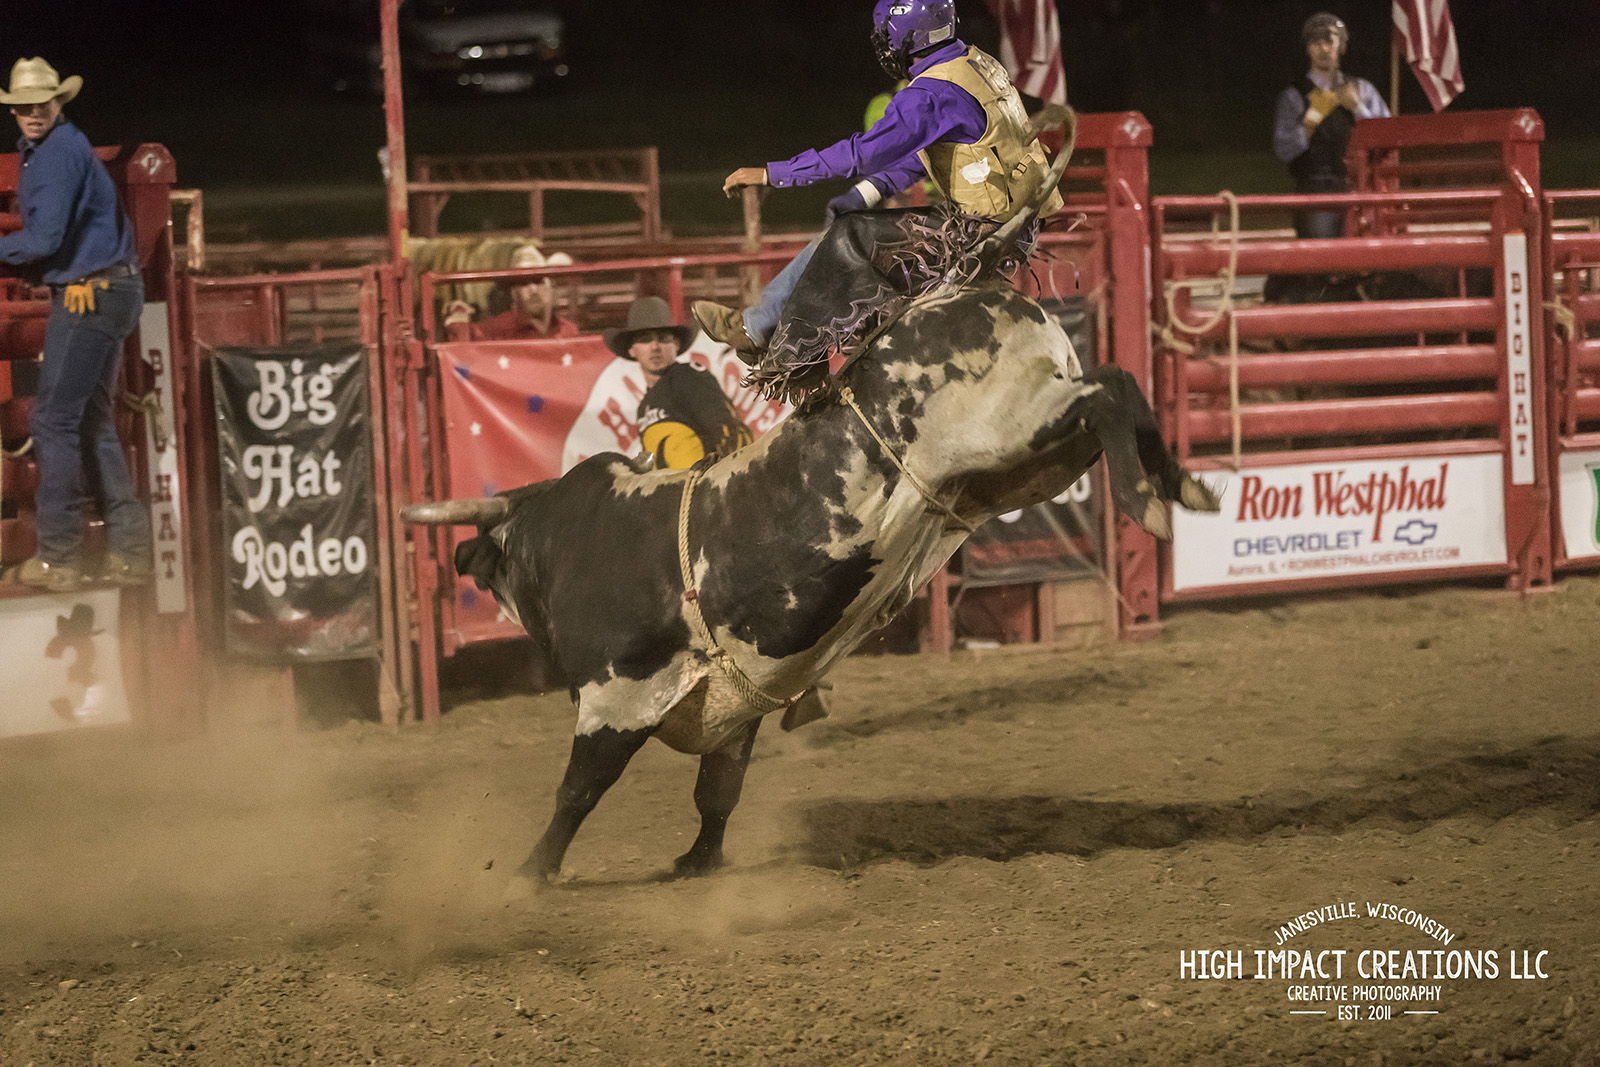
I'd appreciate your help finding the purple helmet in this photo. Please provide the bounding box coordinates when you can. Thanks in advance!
[871,0,957,80]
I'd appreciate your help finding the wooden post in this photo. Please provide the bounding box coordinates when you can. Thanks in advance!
[741,185,764,306]
[1390,37,1401,115]
[925,568,953,655]
[380,0,409,268]
[528,182,545,240]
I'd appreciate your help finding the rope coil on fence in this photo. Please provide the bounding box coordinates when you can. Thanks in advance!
[1154,190,1243,468]
[1544,297,1577,343]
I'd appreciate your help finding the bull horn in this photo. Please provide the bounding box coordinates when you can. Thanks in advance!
[400,498,510,525]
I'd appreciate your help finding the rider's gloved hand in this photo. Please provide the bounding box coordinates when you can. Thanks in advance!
[823,186,867,228]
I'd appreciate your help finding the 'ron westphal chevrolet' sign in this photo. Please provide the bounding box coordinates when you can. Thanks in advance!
[1172,455,1508,591]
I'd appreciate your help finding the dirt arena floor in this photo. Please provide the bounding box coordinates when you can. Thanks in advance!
[4,576,1599,1066]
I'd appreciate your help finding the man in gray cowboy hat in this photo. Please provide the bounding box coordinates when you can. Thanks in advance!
[0,58,150,593]
[605,296,751,470]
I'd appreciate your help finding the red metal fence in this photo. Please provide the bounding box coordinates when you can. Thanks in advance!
[386,109,1600,723]
[1143,111,1569,612]
[13,112,1592,735]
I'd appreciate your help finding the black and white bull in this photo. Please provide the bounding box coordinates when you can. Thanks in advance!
[405,281,1219,885]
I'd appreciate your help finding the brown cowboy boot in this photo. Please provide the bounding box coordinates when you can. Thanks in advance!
[692,301,761,358]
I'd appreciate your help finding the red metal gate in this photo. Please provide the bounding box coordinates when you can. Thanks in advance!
[1149,110,1552,604]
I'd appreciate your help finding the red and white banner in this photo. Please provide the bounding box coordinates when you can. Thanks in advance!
[984,0,1066,105]
[1171,455,1507,592]
[436,333,790,644]
[1393,0,1464,111]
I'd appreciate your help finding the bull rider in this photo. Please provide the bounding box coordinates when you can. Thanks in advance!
[692,0,1063,401]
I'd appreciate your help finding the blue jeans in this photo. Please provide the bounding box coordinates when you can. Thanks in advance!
[742,235,821,346]
[31,273,151,564]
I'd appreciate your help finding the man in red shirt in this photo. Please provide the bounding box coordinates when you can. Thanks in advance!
[443,244,577,341]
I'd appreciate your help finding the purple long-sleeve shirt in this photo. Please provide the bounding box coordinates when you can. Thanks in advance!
[766,40,988,204]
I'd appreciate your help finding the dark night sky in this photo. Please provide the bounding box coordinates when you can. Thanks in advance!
[0,1,1593,186]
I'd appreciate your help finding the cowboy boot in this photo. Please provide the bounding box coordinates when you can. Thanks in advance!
[692,301,762,359]
[16,556,82,594]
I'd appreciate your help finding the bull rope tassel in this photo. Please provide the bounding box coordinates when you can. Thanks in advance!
[675,468,794,714]
[1158,189,1243,470]
[838,386,977,533]
[1544,297,1576,343]
[120,390,168,451]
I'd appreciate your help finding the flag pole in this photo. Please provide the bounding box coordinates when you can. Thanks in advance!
[1389,33,1400,113]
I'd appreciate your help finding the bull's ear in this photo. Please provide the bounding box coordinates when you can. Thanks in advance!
[453,532,502,591]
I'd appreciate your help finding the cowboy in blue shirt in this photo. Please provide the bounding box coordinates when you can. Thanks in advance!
[0,58,150,593]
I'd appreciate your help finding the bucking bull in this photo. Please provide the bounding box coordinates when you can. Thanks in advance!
[404,152,1221,887]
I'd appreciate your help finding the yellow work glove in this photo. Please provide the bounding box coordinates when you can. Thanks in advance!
[1301,86,1343,135]
[63,279,108,315]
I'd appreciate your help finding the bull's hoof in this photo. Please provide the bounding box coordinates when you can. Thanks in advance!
[508,851,562,895]
[671,847,726,878]
[502,872,544,904]
[1135,481,1173,541]
[1179,473,1222,513]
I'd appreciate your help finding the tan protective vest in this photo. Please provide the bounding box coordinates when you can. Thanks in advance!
[912,47,1064,222]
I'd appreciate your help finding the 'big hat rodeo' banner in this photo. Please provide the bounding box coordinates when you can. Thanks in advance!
[212,344,378,661]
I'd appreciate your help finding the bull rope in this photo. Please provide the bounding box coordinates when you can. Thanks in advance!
[1153,190,1243,469]
[675,468,795,714]
[839,386,978,533]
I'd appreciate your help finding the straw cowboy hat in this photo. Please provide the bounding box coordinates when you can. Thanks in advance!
[0,58,82,106]
[509,244,574,272]
[603,296,695,360]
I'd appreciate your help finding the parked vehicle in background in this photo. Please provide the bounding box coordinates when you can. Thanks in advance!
[302,0,569,96]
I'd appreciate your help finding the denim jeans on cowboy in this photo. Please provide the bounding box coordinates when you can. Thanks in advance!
[30,271,152,567]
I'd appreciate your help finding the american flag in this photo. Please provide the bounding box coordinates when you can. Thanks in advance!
[984,0,1066,106]
[1392,0,1464,111]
